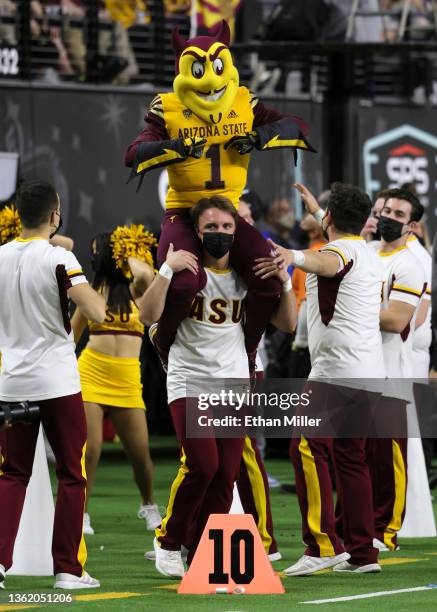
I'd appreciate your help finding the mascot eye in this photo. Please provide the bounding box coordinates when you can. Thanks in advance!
[213,58,224,75]
[191,61,205,79]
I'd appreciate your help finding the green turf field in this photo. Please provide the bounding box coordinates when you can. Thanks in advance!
[2,439,437,611]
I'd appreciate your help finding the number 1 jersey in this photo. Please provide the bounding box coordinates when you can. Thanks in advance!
[154,87,255,209]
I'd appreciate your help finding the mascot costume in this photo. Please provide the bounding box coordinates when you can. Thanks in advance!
[125,20,315,370]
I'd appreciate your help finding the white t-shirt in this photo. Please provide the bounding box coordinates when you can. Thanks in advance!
[407,236,431,366]
[0,237,87,401]
[306,236,385,383]
[167,267,249,404]
[378,244,425,380]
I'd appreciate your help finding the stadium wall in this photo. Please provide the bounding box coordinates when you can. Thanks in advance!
[1,83,436,270]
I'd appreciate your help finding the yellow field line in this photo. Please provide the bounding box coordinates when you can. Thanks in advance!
[157,584,179,591]
[379,557,428,566]
[0,606,41,611]
[75,591,146,602]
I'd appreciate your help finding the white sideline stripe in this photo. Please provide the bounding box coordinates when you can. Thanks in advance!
[301,585,436,604]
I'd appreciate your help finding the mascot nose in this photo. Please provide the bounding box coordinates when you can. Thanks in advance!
[204,72,225,90]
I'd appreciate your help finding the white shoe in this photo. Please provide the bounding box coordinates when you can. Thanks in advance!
[373,538,399,552]
[138,504,161,530]
[267,474,281,488]
[145,545,188,562]
[0,563,5,589]
[268,551,282,562]
[54,571,100,589]
[284,552,350,576]
[154,537,185,578]
[83,513,95,535]
[334,560,381,573]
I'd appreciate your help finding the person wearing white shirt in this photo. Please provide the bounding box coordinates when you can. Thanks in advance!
[0,181,105,591]
[256,182,385,575]
[371,188,426,551]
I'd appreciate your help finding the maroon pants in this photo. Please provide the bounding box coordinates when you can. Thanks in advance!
[365,395,408,550]
[290,383,378,566]
[237,436,278,555]
[156,398,245,563]
[0,393,88,576]
[156,208,281,354]
[367,437,408,550]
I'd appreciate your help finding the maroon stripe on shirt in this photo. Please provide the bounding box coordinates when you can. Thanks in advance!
[317,261,353,326]
[56,264,71,334]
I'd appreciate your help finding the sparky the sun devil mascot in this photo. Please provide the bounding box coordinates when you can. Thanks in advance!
[125,20,315,372]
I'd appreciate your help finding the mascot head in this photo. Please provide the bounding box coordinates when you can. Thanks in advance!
[172,20,239,125]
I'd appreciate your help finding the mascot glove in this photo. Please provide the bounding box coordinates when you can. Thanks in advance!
[182,137,207,159]
[224,131,260,155]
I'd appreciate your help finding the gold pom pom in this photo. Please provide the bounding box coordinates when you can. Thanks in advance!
[110,224,157,279]
[0,205,22,245]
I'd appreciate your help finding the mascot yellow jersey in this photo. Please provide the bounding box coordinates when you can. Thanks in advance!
[149,86,256,209]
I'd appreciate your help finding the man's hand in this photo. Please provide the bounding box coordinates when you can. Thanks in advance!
[183,137,206,159]
[361,216,379,241]
[253,239,294,279]
[294,182,321,216]
[224,131,259,155]
[166,243,198,275]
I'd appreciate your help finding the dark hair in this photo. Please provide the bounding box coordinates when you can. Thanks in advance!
[190,195,238,228]
[374,188,392,203]
[400,182,418,196]
[15,180,58,229]
[382,188,424,223]
[239,188,265,221]
[91,232,131,316]
[326,182,372,235]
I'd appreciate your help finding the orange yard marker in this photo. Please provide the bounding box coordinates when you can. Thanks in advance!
[178,514,285,594]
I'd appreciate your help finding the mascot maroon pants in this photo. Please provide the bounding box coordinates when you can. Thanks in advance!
[156,208,281,355]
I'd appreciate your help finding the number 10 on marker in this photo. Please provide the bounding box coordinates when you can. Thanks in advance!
[209,528,255,584]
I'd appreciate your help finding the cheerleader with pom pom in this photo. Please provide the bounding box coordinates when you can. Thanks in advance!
[71,225,161,535]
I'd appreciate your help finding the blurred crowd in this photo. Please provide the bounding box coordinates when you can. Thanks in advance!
[0,0,191,83]
[1,1,435,86]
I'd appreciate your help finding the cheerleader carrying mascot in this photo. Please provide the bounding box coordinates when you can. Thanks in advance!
[125,20,315,371]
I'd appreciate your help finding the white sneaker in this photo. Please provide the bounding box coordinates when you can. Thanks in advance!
[267,474,281,488]
[0,563,5,589]
[284,552,350,576]
[145,545,188,562]
[268,551,282,562]
[138,504,161,530]
[334,560,381,573]
[54,571,100,589]
[154,537,185,578]
[373,538,399,552]
[83,513,95,535]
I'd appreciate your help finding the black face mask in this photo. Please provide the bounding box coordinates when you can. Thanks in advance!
[49,214,63,239]
[372,214,381,240]
[377,216,405,243]
[202,232,234,259]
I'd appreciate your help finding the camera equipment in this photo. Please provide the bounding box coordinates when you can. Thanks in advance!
[0,401,40,427]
